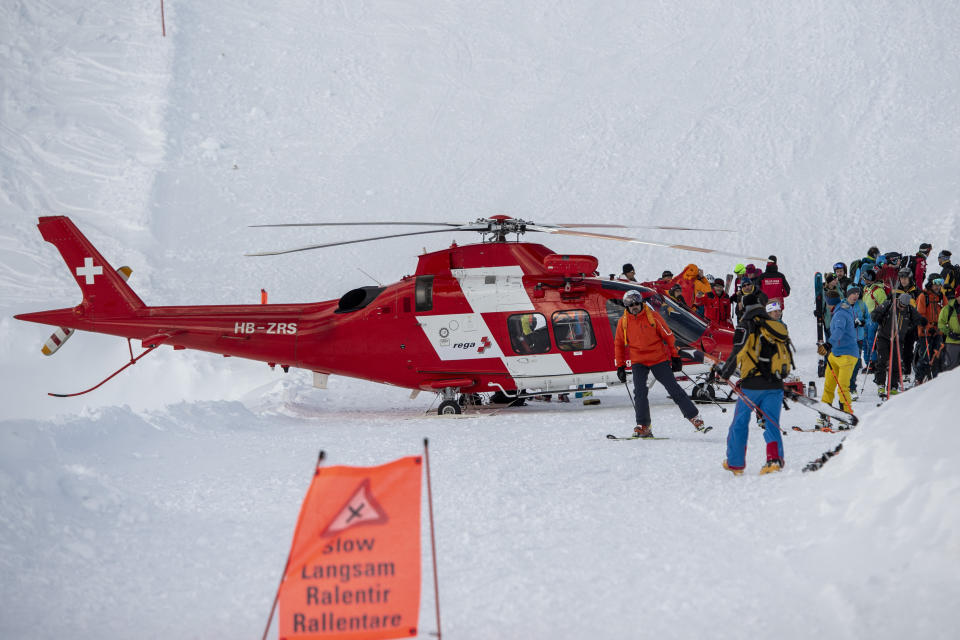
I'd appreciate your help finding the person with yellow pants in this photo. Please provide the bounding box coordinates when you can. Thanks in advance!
[818,285,862,429]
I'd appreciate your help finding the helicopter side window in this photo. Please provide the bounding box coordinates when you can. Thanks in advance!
[606,298,626,339]
[415,276,434,312]
[507,313,551,355]
[551,309,596,351]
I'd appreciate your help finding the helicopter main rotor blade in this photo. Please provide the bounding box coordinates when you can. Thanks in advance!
[245,228,472,256]
[249,221,463,228]
[552,223,734,232]
[525,225,766,261]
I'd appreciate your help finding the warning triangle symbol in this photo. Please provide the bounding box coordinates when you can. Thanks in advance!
[320,479,389,537]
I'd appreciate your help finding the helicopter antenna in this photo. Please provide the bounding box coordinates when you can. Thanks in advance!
[356,267,383,286]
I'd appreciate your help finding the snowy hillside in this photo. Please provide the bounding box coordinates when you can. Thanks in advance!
[2,1,960,638]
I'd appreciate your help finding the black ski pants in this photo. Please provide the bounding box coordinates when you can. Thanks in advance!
[631,360,699,426]
[874,336,904,389]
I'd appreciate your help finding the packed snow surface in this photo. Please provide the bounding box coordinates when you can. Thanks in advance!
[2,1,959,638]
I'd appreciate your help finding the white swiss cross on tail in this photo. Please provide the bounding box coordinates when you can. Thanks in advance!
[75,257,103,284]
[320,479,389,537]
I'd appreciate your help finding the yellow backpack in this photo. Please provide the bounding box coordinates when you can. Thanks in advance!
[736,318,795,380]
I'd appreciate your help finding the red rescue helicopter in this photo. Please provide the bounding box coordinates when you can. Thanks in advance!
[15,215,765,414]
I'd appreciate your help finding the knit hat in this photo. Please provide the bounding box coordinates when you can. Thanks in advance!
[622,263,635,274]
[897,293,911,306]
[712,278,724,286]
[939,250,952,262]
[919,242,932,253]
[765,300,781,313]
[767,255,777,264]
[661,270,673,279]
[824,273,837,283]
[846,285,861,296]
[734,263,746,275]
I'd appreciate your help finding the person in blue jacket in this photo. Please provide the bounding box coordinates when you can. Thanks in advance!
[818,285,861,428]
[848,287,870,400]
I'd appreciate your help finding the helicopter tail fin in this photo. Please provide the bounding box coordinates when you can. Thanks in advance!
[19,216,146,322]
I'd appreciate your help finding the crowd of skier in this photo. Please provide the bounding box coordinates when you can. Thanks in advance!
[816,244,960,398]
[612,243,959,476]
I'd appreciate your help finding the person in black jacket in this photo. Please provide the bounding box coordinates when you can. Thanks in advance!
[871,293,926,395]
[732,280,768,325]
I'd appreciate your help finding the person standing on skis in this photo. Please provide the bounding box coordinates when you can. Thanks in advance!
[715,304,794,475]
[861,268,887,370]
[872,293,925,396]
[615,290,710,438]
[916,276,947,380]
[817,285,861,427]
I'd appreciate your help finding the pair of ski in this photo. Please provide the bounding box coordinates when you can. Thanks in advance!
[785,390,858,432]
[606,425,713,440]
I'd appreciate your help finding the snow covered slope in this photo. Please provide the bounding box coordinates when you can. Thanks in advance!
[2,1,959,638]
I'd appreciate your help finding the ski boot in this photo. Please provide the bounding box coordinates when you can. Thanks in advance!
[815,415,832,432]
[759,458,784,475]
[633,425,654,439]
[690,415,712,433]
[722,460,744,476]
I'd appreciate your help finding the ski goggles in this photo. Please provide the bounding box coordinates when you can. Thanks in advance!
[932,278,944,286]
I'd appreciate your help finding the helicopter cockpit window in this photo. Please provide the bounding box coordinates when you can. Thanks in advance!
[507,313,551,355]
[415,276,434,312]
[551,309,596,351]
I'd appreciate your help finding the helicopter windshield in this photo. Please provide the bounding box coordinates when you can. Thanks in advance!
[601,281,708,348]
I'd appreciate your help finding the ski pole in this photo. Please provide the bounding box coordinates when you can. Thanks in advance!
[624,377,636,409]
[885,304,896,400]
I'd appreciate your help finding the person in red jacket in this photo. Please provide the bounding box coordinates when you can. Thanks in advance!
[615,290,710,438]
[702,278,733,326]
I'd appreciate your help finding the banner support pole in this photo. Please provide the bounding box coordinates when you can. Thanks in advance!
[261,450,325,640]
[424,438,443,639]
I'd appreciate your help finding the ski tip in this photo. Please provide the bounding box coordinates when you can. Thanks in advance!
[605,434,618,439]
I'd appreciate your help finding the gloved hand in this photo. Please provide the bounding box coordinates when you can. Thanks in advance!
[616,366,627,383]
[854,318,864,327]
[817,342,831,356]
[814,309,822,319]
[671,357,683,372]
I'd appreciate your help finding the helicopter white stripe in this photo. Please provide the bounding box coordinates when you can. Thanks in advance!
[451,266,534,313]
[416,314,505,360]
[502,354,573,378]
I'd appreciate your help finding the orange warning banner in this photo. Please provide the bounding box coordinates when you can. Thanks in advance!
[278,456,422,639]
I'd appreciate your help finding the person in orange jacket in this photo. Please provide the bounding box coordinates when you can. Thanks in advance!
[667,264,702,308]
[614,290,711,438]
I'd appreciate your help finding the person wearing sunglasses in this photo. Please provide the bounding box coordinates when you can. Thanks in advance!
[614,290,710,438]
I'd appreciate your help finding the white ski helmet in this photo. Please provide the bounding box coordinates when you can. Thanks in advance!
[623,290,644,307]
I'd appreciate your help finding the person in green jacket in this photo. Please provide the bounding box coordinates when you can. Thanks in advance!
[938,290,960,370]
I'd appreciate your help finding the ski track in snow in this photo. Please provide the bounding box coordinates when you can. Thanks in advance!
[2,1,960,638]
